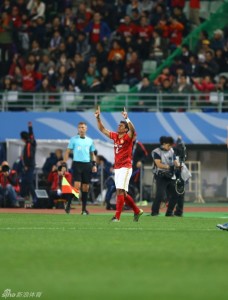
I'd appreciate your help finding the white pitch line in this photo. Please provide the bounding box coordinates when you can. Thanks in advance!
[0,227,218,231]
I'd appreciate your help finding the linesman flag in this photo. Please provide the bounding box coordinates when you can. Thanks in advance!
[61,177,80,199]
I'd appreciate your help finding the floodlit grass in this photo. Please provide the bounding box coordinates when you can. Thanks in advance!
[0,213,228,300]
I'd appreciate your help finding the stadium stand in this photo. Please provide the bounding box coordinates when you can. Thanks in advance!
[0,0,227,112]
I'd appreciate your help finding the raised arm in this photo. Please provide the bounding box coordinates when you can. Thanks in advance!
[122,107,135,139]
[94,106,110,138]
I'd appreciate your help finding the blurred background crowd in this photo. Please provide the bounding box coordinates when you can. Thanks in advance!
[0,0,227,108]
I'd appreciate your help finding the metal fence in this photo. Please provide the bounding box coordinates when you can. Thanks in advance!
[1,91,227,112]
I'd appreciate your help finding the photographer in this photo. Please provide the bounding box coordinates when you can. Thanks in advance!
[172,136,188,216]
[0,161,20,207]
[47,162,73,211]
[151,136,180,216]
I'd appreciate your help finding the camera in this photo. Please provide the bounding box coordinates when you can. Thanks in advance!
[2,165,10,172]
[57,165,63,171]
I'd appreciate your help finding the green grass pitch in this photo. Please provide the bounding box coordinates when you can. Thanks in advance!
[0,212,228,300]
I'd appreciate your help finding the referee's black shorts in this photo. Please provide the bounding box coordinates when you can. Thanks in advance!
[72,161,92,184]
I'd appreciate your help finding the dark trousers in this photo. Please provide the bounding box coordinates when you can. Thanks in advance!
[20,167,37,203]
[152,176,177,215]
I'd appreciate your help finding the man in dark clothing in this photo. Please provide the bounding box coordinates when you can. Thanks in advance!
[20,121,37,205]
[131,134,148,199]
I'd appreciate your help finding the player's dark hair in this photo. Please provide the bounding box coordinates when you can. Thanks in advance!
[120,121,129,131]
[159,136,174,145]
[20,131,29,141]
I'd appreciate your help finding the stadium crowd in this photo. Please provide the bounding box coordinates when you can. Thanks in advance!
[0,0,227,110]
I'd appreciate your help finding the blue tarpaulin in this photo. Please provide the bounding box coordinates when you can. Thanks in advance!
[0,112,227,144]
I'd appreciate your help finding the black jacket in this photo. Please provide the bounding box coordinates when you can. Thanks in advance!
[22,125,36,169]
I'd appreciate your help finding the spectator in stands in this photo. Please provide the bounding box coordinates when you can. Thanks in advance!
[37,77,56,107]
[55,65,67,91]
[168,16,184,50]
[47,162,73,209]
[141,0,153,13]
[72,53,86,83]
[154,67,174,87]
[173,75,193,111]
[75,31,91,60]
[84,12,111,51]
[21,63,42,92]
[81,65,99,91]
[0,0,11,14]
[55,53,71,71]
[180,44,193,65]
[210,29,225,51]
[159,78,175,111]
[149,29,167,61]
[64,68,81,92]
[42,149,63,178]
[150,3,166,27]
[65,35,76,59]
[107,40,126,63]
[27,0,46,21]
[30,16,46,48]
[48,16,65,38]
[109,52,125,85]
[135,15,153,59]
[0,75,13,91]
[30,40,43,61]
[0,11,14,74]
[214,49,228,74]
[189,0,200,26]
[185,54,200,78]
[38,54,55,76]
[197,39,213,61]
[192,76,215,93]
[91,0,111,25]
[198,50,219,78]
[126,0,142,18]
[172,6,190,36]
[100,66,114,92]
[136,77,157,111]
[14,0,27,15]
[61,7,75,32]
[123,51,142,86]
[49,30,63,55]
[75,2,92,32]
[0,161,20,207]
[116,15,138,42]
[16,13,31,54]
[94,41,108,71]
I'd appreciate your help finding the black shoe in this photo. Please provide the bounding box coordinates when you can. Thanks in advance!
[81,210,89,215]
[174,212,183,217]
[151,212,159,216]
[165,213,175,217]
[64,202,71,214]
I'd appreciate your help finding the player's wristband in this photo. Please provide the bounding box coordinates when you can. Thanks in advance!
[92,161,97,167]
[125,118,130,123]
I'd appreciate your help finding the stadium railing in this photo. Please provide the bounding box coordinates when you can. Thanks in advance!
[0,91,227,112]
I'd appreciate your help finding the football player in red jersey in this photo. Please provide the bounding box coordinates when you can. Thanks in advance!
[95,106,143,222]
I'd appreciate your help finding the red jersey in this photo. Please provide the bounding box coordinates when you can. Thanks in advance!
[110,132,133,169]
[91,23,100,43]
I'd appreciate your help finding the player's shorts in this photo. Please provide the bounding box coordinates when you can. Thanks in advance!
[72,161,92,184]
[114,167,132,191]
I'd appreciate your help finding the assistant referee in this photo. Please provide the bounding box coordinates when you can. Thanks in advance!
[64,121,97,215]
